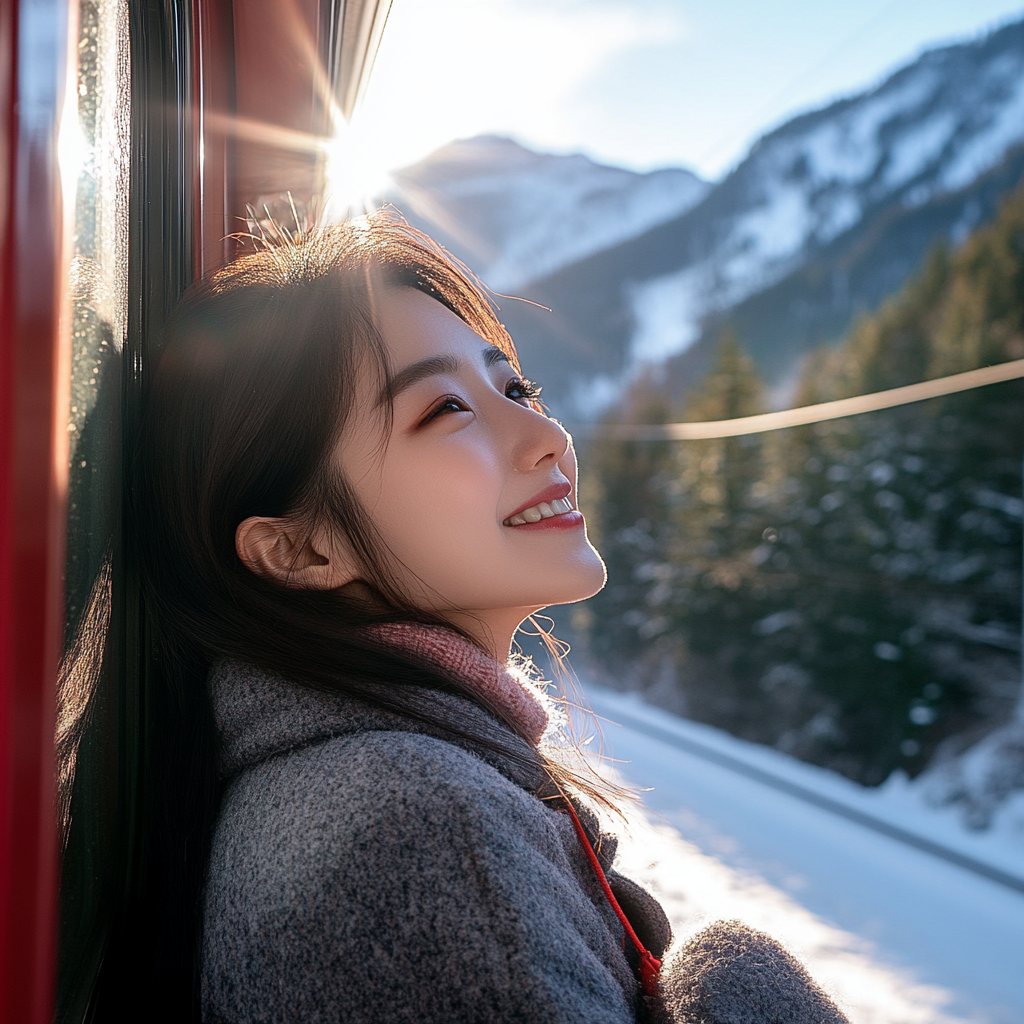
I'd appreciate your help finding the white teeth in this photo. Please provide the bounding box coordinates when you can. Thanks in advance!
[505,495,575,526]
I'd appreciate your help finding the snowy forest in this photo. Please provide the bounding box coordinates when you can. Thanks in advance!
[577,189,1024,812]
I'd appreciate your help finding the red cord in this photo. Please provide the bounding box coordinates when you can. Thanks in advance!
[563,800,662,998]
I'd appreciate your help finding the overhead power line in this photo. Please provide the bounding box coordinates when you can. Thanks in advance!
[585,358,1024,441]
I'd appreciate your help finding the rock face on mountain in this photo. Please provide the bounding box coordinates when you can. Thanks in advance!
[390,18,1024,421]
[387,135,709,292]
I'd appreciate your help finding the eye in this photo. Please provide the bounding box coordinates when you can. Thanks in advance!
[422,395,469,424]
[505,376,542,404]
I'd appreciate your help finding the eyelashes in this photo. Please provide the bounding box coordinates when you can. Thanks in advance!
[422,396,469,423]
[421,376,543,424]
[505,376,542,403]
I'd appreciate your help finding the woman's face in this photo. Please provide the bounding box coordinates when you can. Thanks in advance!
[327,286,606,654]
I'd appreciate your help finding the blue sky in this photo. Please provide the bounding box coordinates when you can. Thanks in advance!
[352,0,1024,182]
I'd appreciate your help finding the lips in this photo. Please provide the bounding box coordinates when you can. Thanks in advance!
[504,482,577,527]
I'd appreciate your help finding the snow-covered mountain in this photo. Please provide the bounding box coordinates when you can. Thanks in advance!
[387,135,709,292]
[625,17,1024,364]
[666,139,1024,402]
[483,17,1024,418]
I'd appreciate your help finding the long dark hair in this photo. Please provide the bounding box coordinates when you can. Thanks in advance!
[108,209,612,1020]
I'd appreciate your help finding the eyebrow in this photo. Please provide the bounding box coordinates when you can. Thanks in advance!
[379,347,510,407]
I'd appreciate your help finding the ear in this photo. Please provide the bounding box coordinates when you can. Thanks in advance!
[235,516,359,590]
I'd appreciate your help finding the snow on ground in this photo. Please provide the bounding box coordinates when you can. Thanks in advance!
[610,805,961,1024]
[573,685,1024,1024]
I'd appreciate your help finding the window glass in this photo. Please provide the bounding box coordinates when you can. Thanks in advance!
[64,0,129,643]
[55,4,129,1020]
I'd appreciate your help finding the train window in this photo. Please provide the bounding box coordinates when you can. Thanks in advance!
[56,1,129,1018]
[63,0,128,642]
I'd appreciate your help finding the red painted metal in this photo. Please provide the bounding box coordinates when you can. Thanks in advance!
[191,0,325,278]
[194,0,392,275]
[231,0,323,218]
[0,0,73,1020]
[193,2,238,275]
[189,0,323,277]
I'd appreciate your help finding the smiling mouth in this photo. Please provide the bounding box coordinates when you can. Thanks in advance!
[504,496,575,526]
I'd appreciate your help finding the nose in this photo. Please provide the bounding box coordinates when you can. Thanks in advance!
[507,404,570,473]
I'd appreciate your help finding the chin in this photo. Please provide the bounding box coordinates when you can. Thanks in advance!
[540,549,607,606]
[577,560,608,603]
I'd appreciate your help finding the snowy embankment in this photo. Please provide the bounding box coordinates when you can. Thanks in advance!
[575,685,1024,1024]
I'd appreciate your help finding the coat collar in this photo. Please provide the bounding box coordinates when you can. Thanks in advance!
[209,623,554,791]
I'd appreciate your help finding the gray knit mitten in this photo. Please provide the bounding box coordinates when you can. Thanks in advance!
[661,920,849,1024]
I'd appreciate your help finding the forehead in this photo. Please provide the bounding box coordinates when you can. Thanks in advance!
[375,286,489,366]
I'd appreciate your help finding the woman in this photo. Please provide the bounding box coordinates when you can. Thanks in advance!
[131,209,847,1023]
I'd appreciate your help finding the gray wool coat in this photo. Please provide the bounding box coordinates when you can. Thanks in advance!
[202,659,849,1024]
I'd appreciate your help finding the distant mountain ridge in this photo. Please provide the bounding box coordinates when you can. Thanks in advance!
[389,17,1024,421]
[387,135,709,292]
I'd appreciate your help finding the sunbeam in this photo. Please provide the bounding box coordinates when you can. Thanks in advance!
[322,109,394,221]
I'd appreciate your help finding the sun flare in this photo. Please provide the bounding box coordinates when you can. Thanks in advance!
[321,111,394,222]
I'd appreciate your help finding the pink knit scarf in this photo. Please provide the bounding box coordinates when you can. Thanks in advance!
[365,622,551,746]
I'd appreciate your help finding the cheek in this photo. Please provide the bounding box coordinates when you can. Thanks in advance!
[350,433,605,612]
[372,443,503,570]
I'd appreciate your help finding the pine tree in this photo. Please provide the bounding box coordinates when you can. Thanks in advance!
[776,193,1024,782]
[584,189,1024,790]
[582,374,679,681]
